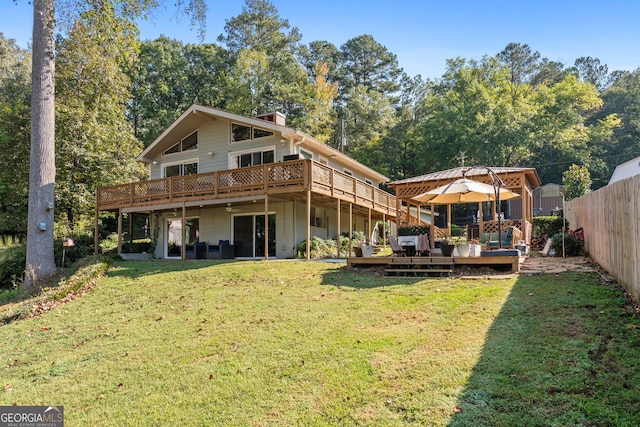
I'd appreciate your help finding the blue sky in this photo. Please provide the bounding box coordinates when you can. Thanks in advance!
[2,0,639,79]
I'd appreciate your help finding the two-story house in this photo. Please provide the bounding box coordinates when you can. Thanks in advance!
[95,104,398,259]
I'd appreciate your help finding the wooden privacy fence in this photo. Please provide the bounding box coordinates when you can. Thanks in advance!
[565,175,640,302]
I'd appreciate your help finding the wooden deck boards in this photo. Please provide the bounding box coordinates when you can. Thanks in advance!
[348,254,524,275]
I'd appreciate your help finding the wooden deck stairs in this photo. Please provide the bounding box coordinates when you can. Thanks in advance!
[384,256,455,278]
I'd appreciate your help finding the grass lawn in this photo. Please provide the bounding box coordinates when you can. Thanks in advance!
[1,259,639,426]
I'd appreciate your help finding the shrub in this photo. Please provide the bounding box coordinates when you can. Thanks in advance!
[297,236,336,259]
[297,233,366,259]
[99,233,120,254]
[398,225,430,236]
[0,245,26,289]
[450,224,464,236]
[54,232,96,267]
[550,232,584,257]
[533,216,567,237]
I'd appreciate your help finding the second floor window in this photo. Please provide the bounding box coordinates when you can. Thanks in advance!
[231,123,274,142]
[164,161,198,177]
[233,149,275,168]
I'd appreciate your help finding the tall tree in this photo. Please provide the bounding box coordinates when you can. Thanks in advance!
[299,61,339,144]
[218,0,301,55]
[0,34,31,235]
[23,0,206,290]
[25,0,57,288]
[594,69,640,187]
[417,56,537,172]
[531,74,613,184]
[56,2,145,230]
[413,51,615,186]
[218,0,310,122]
[338,34,402,99]
[129,36,192,145]
[300,40,341,84]
[572,56,611,91]
[496,42,543,104]
[378,74,428,180]
[129,37,231,145]
[339,85,397,160]
[562,164,591,200]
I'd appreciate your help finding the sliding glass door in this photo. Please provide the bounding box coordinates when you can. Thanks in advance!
[165,217,199,258]
[233,214,275,258]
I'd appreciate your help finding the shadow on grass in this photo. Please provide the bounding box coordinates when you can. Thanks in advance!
[104,258,241,279]
[107,259,408,289]
[448,271,640,426]
[319,264,426,289]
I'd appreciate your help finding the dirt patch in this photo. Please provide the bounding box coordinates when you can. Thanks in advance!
[519,255,595,274]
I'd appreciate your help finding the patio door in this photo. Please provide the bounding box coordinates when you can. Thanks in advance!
[233,214,275,258]
[165,217,199,258]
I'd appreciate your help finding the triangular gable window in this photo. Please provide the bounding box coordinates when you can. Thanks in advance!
[163,131,198,155]
[164,142,180,155]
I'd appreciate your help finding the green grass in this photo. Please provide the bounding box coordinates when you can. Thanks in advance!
[0,259,639,426]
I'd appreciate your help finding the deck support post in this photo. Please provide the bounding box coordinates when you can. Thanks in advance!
[181,203,186,260]
[336,199,341,258]
[368,208,372,242]
[117,209,122,255]
[128,213,133,250]
[306,189,311,260]
[349,203,353,257]
[264,194,269,260]
[94,203,99,256]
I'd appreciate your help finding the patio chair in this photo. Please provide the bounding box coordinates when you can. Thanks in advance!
[389,236,406,257]
[487,226,520,249]
[416,233,430,256]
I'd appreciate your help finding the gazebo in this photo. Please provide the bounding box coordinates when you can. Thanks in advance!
[388,166,542,245]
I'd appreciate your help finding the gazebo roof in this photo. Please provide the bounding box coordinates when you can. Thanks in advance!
[389,166,542,188]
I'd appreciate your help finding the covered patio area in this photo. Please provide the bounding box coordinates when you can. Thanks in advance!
[388,166,542,247]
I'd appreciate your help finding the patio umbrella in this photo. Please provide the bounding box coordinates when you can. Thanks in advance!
[412,178,520,204]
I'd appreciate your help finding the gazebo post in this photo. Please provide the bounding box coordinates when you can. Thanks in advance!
[484,167,505,249]
[430,202,435,248]
[478,201,484,237]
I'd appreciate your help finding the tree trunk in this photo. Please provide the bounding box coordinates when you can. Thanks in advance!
[24,0,56,290]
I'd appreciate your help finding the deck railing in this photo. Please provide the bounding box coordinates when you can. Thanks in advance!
[97,159,397,216]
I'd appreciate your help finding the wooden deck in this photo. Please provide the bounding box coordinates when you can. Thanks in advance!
[348,254,524,276]
[96,159,397,219]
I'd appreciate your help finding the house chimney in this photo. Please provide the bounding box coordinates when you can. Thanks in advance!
[255,112,286,126]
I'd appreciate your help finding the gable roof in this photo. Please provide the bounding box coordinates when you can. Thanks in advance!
[389,166,542,188]
[136,104,389,183]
